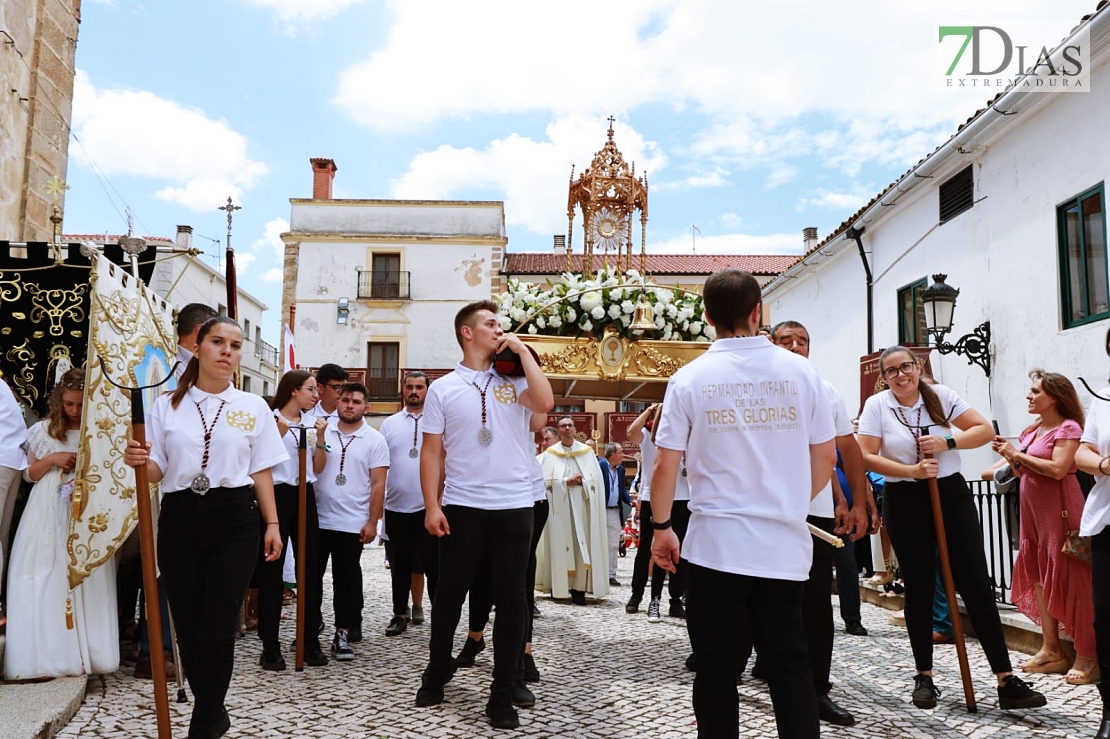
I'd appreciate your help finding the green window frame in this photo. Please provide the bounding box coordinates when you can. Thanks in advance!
[897,278,929,346]
[1059,184,1109,328]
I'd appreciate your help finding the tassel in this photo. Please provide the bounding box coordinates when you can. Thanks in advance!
[66,596,74,630]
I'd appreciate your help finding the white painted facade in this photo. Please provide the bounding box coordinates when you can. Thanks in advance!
[763,10,1110,477]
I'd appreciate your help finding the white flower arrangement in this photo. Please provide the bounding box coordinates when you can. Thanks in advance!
[499,265,713,342]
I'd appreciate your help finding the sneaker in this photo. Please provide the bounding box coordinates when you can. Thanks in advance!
[511,678,536,707]
[386,615,408,636]
[331,631,354,661]
[521,653,540,683]
[347,625,362,643]
[259,645,287,671]
[485,693,520,729]
[531,603,542,618]
[997,674,1047,710]
[456,636,486,667]
[845,621,869,636]
[647,597,662,623]
[411,605,425,625]
[304,641,329,667]
[625,597,641,614]
[912,674,940,709]
[669,600,686,619]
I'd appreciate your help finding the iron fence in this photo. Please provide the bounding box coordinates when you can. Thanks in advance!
[357,270,411,300]
[967,478,1020,606]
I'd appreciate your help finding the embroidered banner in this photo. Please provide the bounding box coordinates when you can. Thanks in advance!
[68,253,176,588]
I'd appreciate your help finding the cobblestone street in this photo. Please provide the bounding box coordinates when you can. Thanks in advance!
[59,545,1104,738]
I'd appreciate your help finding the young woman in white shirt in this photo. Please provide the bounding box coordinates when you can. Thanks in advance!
[857,345,1045,712]
[124,316,286,739]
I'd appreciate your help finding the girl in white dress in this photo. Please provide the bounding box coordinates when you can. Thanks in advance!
[4,368,119,679]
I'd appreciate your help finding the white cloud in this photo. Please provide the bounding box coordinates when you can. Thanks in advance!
[391,114,666,236]
[654,167,730,192]
[718,212,743,229]
[796,186,875,212]
[765,164,799,189]
[71,70,269,212]
[243,0,363,24]
[261,268,284,283]
[649,231,801,256]
[235,252,257,274]
[252,217,290,261]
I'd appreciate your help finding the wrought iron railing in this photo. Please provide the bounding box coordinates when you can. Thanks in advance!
[254,338,279,367]
[357,270,411,300]
[967,478,1019,606]
[366,367,399,401]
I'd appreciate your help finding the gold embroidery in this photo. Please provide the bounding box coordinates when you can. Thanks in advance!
[226,410,257,432]
[493,382,517,405]
[27,282,88,337]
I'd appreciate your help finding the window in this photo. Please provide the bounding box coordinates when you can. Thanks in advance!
[372,254,401,298]
[367,341,400,400]
[218,303,227,316]
[255,326,262,346]
[263,381,270,396]
[552,404,583,414]
[897,278,928,346]
[617,401,648,413]
[243,319,251,338]
[1059,184,1109,328]
[242,375,252,394]
[939,165,974,222]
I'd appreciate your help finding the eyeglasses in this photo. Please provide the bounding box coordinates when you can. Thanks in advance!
[324,383,343,391]
[881,361,918,380]
[298,385,319,394]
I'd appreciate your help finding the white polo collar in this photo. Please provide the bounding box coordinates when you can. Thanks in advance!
[186,383,236,403]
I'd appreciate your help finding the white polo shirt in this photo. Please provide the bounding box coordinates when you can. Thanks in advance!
[857,384,970,482]
[809,379,854,518]
[380,409,425,514]
[638,435,656,502]
[1079,390,1110,537]
[654,336,834,581]
[314,421,390,534]
[270,409,319,486]
[422,362,533,510]
[0,381,28,471]
[309,402,339,423]
[147,384,288,493]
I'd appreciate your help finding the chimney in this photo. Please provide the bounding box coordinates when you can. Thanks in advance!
[176,225,193,250]
[553,234,566,254]
[310,158,337,199]
[803,226,818,252]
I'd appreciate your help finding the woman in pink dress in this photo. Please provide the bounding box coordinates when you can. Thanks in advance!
[991,370,1097,684]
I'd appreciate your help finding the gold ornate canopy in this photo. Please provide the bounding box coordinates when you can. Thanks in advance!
[566,119,648,277]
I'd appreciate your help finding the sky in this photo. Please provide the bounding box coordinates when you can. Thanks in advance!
[63,0,1099,342]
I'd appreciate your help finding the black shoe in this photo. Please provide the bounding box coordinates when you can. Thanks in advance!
[531,603,542,618]
[455,636,485,667]
[618,542,626,557]
[1096,717,1110,739]
[912,674,940,709]
[347,625,362,643]
[669,600,686,619]
[570,590,587,606]
[213,708,231,738]
[817,694,855,726]
[259,645,286,671]
[845,621,869,636]
[609,577,621,587]
[415,685,444,707]
[997,674,1047,710]
[684,653,696,672]
[521,653,540,683]
[386,615,407,637]
[486,693,520,729]
[625,597,641,614]
[304,641,328,667]
[511,678,536,707]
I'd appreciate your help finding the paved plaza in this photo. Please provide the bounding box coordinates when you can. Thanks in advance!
[59,545,1103,738]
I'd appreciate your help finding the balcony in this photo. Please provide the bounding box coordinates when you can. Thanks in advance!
[357,270,411,300]
[254,339,279,367]
[366,367,400,401]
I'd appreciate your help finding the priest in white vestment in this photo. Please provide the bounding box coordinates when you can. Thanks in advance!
[535,417,609,603]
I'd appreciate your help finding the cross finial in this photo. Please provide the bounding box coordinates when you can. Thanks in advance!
[606,116,616,138]
[43,174,70,209]
[218,196,242,234]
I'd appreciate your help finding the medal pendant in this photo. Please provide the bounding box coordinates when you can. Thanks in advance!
[681,468,688,478]
[478,427,493,445]
[191,473,211,495]
[408,447,419,459]
[335,473,347,486]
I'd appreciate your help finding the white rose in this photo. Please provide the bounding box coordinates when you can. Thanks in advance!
[681,321,689,332]
[620,315,631,326]
[528,325,538,334]
[689,321,703,334]
[580,292,603,312]
[666,304,678,318]
[608,304,622,319]
[662,327,673,341]
[695,335,710,343]
[549,315,562,328]
[705,324,716,339]
[591,305,606,320]
[621,300,635,314]
[565,308,576,321]
[610,287,624,301]
[654,314,665,329]
[654,288,674,304]
[581,318,593,332]
[499,316,512,331]
[536,316,546,329]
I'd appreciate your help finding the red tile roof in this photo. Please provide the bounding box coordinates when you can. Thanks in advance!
[504,253,799,276]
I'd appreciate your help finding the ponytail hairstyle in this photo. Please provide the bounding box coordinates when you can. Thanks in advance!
[878,345,948,427]
[170,316,241,409]
[271,369,314,411]
[46,368,85,441]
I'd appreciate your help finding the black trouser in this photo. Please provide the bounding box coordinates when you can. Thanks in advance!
[803,515,835,695]
[159,487,259,739]
[882,474,1011,673]
[687,562,817,739]
[258,483,322,649]
[651,499,690,604]
[630,500,656,600]
[425,505,532,694]
[834,532,862,624]
[385,508,440,617]
[1093,528,1110,710]
[316,529,364,631]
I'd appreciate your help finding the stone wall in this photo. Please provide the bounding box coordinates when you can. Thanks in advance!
[0,0,80,242]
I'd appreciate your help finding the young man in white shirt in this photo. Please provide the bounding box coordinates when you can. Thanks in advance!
[415,300,553,730]
[311,364,347,423]
[311,382,389,661]
[624,404,658,614]
[650,269,837,739]
[379,372,438,637]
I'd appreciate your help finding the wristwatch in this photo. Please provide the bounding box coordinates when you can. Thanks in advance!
[945,436,957,450]
[653,519,673,530]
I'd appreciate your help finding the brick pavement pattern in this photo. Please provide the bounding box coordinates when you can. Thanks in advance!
[59,546,1104,738]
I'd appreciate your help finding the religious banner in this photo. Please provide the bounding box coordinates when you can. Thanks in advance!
[544,412,598,443]
[605,412,641,454]
[69,253,176,589]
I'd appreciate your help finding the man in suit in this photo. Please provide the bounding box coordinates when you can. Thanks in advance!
[599,443,631,587]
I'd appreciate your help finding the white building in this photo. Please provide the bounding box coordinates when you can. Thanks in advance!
[64,230,280,397]
[280,158,506,414]
[762,6,1110,475]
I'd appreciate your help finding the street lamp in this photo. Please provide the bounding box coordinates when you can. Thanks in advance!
[920,274,991,377]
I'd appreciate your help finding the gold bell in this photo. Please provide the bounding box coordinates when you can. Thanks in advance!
[630,299,657,336]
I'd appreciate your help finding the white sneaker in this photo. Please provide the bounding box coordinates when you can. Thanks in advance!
[647,597,662,623]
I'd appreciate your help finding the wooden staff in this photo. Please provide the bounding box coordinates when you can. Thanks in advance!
[924,445,977,713]
[295,425,307,671]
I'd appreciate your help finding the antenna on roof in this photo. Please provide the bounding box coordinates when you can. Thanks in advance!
[691,224,700,254]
